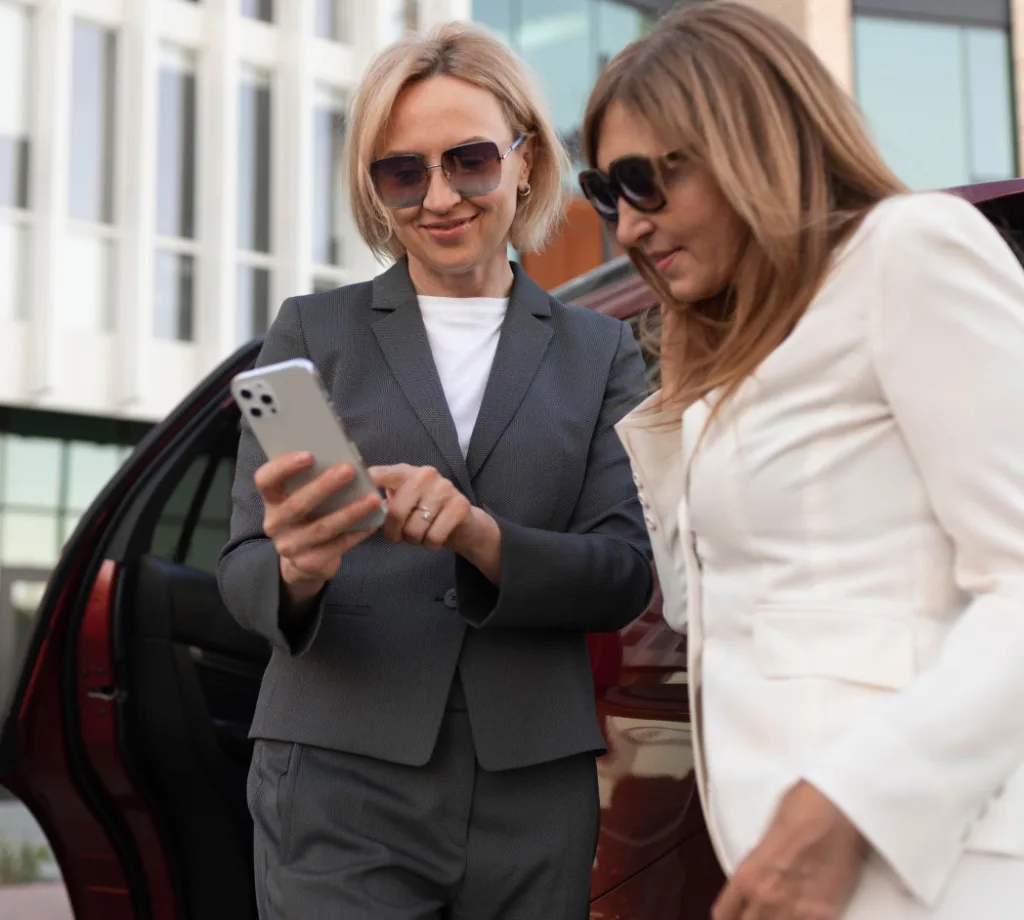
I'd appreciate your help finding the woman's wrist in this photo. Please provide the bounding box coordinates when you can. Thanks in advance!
[449,507,502,583]
[279,558,325,620]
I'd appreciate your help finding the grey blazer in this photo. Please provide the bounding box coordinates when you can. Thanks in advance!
[217,260,653,771]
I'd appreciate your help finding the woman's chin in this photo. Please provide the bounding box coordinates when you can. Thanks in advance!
[667,272,724,304]
[410,240,498,277]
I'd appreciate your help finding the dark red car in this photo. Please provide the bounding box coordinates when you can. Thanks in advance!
[2,179,1023,920]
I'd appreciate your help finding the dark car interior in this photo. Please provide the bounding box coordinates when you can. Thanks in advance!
[110,408,266,920]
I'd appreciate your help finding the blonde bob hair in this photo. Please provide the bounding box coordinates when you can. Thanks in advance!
[582,0,906,416]
[346,21,570,261]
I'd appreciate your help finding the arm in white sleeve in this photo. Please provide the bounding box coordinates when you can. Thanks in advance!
[802,193,1024,905]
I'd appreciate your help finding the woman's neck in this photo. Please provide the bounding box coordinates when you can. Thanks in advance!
[407,254,515,299]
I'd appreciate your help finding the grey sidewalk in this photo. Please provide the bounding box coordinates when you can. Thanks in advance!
[0,883,73,920]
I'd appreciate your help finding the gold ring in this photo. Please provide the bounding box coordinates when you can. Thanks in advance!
[417,505,433,521]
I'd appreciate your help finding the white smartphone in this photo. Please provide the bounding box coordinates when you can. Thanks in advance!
[230,358,387,531]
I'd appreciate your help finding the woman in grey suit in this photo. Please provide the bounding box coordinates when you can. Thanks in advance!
[217,21,652,920]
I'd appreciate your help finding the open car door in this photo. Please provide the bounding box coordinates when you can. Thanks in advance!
[0,342,265,920]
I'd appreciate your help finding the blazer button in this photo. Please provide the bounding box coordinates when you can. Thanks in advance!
[644,513,657,531]
[443,588,458,610]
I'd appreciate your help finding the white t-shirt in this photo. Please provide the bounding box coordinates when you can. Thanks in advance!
[417,295,508,457]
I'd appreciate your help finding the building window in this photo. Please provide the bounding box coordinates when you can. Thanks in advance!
[237,67,273,343]
[472,0,655,171]
[236,264,270,342]
[241,0,273,23]
[854,15,1016,189]
[154,251,195,342]
[1,1,32,322]
[313,85,346,281]
[315,0,350,42]
[155,46,198,342]
[0,1,31,211]
[68,20,118,332]
[70,21,117,225]
[238,67,271,255]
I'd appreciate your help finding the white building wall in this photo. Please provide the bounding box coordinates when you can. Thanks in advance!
[1,0,469,424]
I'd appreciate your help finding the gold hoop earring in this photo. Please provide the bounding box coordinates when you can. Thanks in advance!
[518,183,532,198]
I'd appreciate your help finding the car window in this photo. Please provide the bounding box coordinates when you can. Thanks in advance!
[149,428,237,575]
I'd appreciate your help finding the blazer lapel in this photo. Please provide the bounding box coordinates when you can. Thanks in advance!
[466,264,554,479]
[370,261,473,496]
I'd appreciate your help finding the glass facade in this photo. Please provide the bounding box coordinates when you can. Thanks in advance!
[855,15,1017,189]
[0,428,140,567]
[472,0,655,167]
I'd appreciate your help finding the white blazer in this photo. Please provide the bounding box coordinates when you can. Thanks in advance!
[615,193,1024,911]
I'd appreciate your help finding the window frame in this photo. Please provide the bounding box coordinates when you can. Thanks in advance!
[852,0,1008,29]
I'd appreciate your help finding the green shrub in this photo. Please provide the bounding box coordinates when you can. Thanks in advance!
[0,835,54,885]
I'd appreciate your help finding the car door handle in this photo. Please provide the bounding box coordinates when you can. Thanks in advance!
[86,686,124,702]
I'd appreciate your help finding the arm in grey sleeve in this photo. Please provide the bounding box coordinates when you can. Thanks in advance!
[456,322,654,632]
[217,298,328,656]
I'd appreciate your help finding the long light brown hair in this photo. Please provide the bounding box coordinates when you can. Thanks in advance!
[346,21,570,261]
[581,0,906,418]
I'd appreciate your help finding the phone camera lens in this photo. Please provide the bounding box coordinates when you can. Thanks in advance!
[239,388,253,400]
[260,394,273,405]
[250,407,262,418]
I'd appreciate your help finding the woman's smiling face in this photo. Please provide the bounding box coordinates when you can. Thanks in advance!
[378,74,531,291]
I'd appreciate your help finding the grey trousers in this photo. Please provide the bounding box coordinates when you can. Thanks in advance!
[247,711,600,920]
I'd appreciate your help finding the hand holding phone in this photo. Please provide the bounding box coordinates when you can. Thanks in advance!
[255,452,382,606]
[231,358,386,603]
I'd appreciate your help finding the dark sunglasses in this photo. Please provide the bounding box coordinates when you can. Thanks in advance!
[578,151,681,223]
[370,135,528,209]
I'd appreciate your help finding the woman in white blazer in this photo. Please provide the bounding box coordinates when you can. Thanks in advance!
[577,2,1024,918]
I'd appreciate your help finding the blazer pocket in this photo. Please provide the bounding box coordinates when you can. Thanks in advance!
[753,606,916,691]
